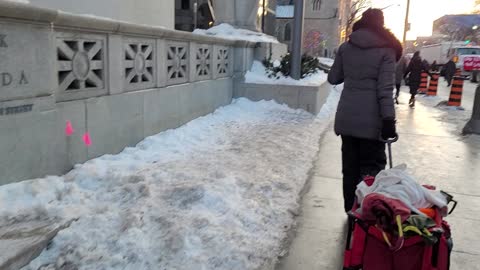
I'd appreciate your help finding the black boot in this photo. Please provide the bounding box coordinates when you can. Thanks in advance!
[409,97,415,108]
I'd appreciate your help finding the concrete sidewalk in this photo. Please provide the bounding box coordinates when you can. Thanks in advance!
[276,89,480,270]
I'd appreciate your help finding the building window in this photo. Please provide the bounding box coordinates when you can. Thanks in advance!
[181,0,190,10]
[284,23,292,41]
[313,0,322,10]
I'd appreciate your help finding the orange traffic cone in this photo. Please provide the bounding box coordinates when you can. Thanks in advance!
[455,68,462,76]
[419,72,429,94]
[448,76,464,106]
[427,73,440,96]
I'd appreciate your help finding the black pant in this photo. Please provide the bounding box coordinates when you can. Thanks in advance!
[445,74,453,86]
[395,83,401,97]
[409,84,419,99]
[341,136,387,212]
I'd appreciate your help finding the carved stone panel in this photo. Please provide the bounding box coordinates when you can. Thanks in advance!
[56,32,107,101]
[0,22,54,102]
[123,38,155,91]
[214,46,232,79]
[166,41,189,86]
[194,44,212,81]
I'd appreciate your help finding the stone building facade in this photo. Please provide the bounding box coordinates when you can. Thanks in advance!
[276,0,351,57]
[175,0,215,32]
[212,0,277,36]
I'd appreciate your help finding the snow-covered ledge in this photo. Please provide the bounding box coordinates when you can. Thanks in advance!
[235,61,331,114]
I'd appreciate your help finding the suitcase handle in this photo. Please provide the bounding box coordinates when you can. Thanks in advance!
[381,135,399,169]
[441,190,458,215]
[448,199,458,215]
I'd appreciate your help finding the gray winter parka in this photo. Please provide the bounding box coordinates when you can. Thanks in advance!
[328,28,396,140]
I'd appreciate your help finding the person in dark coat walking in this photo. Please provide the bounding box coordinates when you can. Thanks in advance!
[444,58,457,86]
[404,51,429,107]
[395,56,407,104]
[328,8,401,212]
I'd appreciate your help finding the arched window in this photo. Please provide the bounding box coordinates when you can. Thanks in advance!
[284,23,292,41]
[312,0,322,10]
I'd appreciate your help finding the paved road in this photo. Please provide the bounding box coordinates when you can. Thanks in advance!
[276,84,480,270]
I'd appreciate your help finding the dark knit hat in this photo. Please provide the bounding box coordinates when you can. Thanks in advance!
[360,8,385,28]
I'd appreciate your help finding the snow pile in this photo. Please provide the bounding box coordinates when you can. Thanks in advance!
[193,23,279,43]
[318,57,335,68]
[276,5,294,18]
[245,61,328,86]
[0,93,341,270]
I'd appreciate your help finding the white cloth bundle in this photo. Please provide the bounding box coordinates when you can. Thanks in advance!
[356,164,448,216]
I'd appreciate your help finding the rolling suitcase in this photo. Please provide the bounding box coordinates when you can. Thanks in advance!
[343,138,457,270]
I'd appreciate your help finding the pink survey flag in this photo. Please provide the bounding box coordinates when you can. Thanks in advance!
[83,132,92,147]
[65,121,74,136]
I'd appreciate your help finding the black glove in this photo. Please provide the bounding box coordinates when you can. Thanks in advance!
[381,119,397,140]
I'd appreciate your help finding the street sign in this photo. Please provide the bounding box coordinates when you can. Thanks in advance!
[463,56,480,71]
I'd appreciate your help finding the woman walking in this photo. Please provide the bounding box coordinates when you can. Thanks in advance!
[404,51,430,107]
[328,8,401,212]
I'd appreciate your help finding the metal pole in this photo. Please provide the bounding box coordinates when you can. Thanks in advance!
[402,0,411,46]
[291,0,305,80]
[193,0,198,30]
[262,0,266,33]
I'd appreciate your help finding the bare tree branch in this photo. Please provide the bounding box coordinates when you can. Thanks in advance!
[345,0,371,36]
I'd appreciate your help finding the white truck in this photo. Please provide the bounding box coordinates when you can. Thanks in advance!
[420,42,480,81]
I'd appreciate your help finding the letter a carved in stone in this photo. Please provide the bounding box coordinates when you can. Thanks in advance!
[19,70,28,85]
[0,35,6,48]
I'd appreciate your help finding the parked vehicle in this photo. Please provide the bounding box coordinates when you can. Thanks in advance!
[420,42,480,81]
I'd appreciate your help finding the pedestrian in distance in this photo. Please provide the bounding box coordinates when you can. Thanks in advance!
[395,55,407,104]
[328,8,401,213]
[431,60,439,72]
[404,51,430,108]
[444,57,457,87]
[422,59,430,71]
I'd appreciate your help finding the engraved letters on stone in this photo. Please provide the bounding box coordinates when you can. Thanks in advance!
[1,72,12,86]
[0,71,27,87]
[0,34,7,48]
[57,38,105,92]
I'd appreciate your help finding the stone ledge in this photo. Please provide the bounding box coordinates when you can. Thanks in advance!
[0,1,57,23]
[0,1,257,48]
[234,81,331,115]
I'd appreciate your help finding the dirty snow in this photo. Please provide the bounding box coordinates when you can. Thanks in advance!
[193,23,279,43]
[318,57,334,68]
[0,92,341,270]
[244,61,328,86]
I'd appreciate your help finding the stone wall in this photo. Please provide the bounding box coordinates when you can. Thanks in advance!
[234,81,331,115]
[27,0,175,29]
[0,2,255,185]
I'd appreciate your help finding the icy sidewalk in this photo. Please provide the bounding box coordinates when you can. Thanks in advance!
[0,91,340,270]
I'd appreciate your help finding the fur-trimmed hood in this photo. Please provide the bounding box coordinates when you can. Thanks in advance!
[350,24,403,61]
